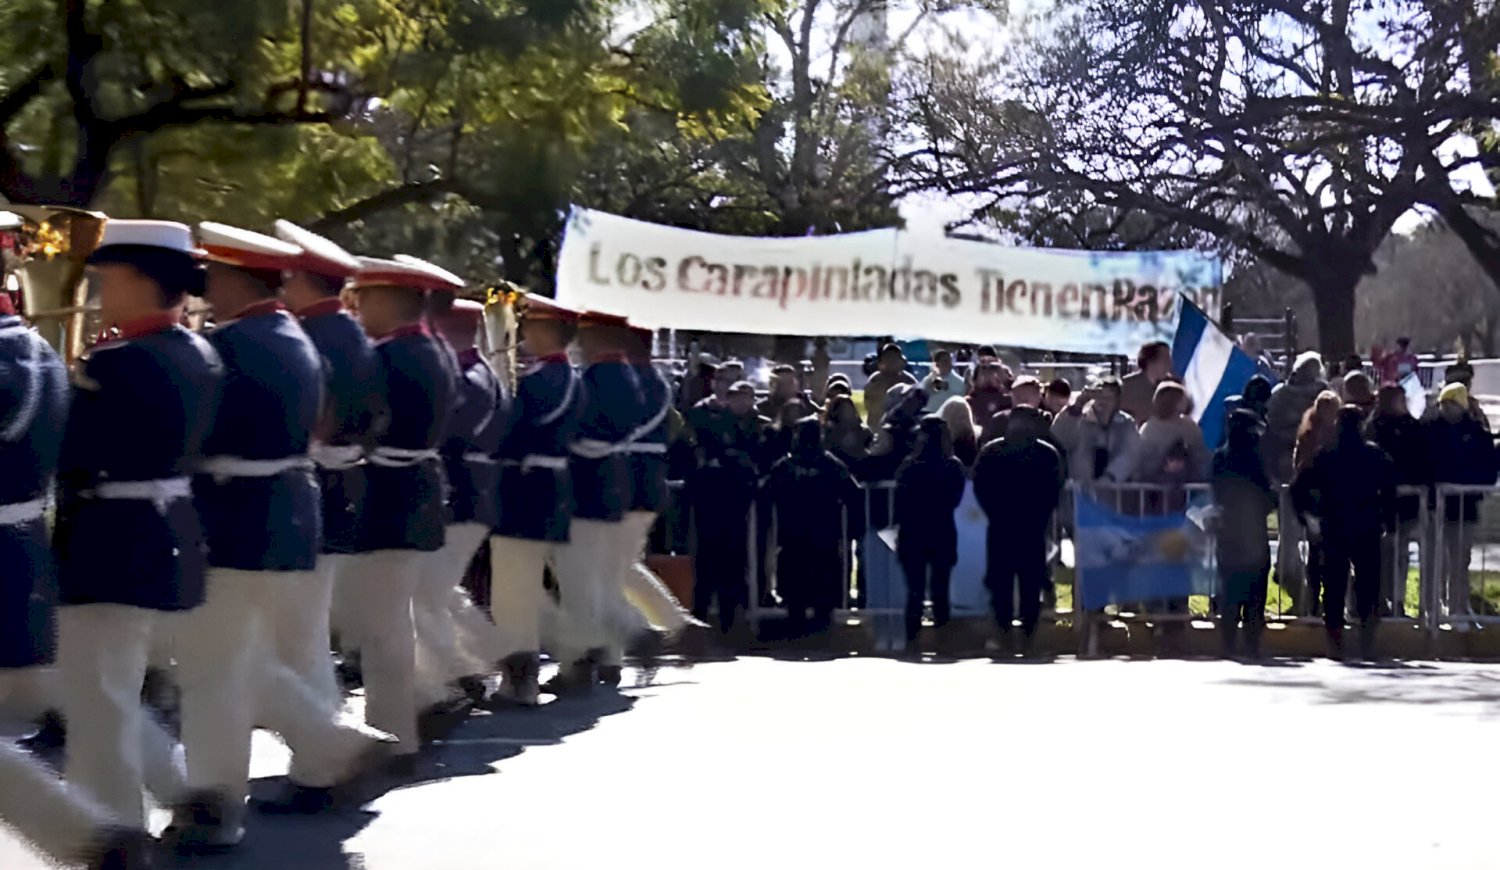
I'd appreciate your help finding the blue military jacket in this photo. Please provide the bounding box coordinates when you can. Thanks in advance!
[298,299,388,554]
[493,353,577,542]
[442,347,510,527]
[569,358,643,523]
[54,317,223,611]
[0,315,69,667]
[194,301,323,571]
[360,324,456,552]
[625,362,672,514]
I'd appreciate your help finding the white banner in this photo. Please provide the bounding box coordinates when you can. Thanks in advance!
[556,207,1222,355]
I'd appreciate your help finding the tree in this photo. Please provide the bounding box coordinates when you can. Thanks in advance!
[900,0,1500,357]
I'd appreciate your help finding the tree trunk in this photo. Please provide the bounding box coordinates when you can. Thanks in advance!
[1307,265,1359,360]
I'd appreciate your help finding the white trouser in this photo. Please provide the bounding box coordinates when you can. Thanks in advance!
[333,551,423,756]
[0,739,114,863]
[620,511,693,635]
[58,605,187,828]
[414,522,491,695]
[550,518,633,667]
[270,554,344,713]
[488,536,552,659]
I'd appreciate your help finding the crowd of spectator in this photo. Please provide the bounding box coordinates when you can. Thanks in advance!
[663,339,1500,660]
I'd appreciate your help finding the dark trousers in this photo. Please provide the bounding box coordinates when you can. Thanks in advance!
[1320,534,1383,629]
[1218,560,1268,656]
[898,552,953,643]
[781,546,841,640]
[692,531,749,633]
[987,535,1048,636]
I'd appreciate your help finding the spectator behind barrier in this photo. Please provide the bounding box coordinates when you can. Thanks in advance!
[758,364,820,421]
[822,393,873,470]
[967,360,1013,440]
[864,343,918,429]
[1425,382,1500,622]
[1212,409,1275,660]
[1061,377,1139,484]
[1342,370,1376,418]
[1264,351,1327,484]
[1293,390,1342,476]
[921,349,964,413]
[1425,361,1491,432]
[938,394,980,470]
[1224,374,1272,430]
[1122,340,1172,425]
[1043,378,1072,417]
[1367,384,1428,617]
[1136,381,1210,485]
[893,417,967,644]
[974,405,1065,653]
[1290,406,1397,659]
[764,418,865,638]
[1375,337,1419,385]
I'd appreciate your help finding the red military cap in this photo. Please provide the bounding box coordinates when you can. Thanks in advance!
[630,325,653,345]
[197,222,302,272]
[351,256,466,293]
[436,298,485,329]
[578,310,630,329]
[274,219,360,278]
[520,293,579,323]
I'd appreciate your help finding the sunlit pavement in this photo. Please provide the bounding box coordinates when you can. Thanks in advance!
[4,656,1500,869]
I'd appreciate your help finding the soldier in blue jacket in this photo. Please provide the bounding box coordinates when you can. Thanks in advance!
[52,220,222,839]
[0,282,150,869]
[162,224,394,845]
[418,300,509,702]
[333,256,460,767]
[549,310,644,691]
[273,219,383,710]
[614,324,697,660]
[489,295,579,705]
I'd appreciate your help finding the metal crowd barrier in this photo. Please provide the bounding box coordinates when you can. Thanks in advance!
[650,474,1500,655]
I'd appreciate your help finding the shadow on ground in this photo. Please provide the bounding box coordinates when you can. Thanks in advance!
[161,688,641,870]
[1220,661,1500,712]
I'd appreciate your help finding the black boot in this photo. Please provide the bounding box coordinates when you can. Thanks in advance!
[596,664,624,688]
[542,659,595,696]
[1359,622,1379,662]
[16,710,66,754]
[1325,625,1344,661]
[162,790,245,854]
[88,826,153,870]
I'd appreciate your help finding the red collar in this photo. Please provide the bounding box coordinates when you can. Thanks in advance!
[117,312,180,341]
[589,351,628,364]
[537,351,570,365]
[229,298,286,321]
[295,297,344,320]
[456,346,482,367]
[372,321,429,343]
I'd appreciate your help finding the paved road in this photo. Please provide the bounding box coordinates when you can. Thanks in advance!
[5,657,1500,869]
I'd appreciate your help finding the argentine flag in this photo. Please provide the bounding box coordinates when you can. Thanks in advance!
[1171,296,1263,449]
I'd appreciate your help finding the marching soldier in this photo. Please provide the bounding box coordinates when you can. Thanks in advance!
[332,255,460,767]
[0,274,147,868]
[271,219,381,710]
[549,310,644,690]
[164,224,394,843]
[52,220,221,840]
[617,324,697,651]
[419,300,510,700]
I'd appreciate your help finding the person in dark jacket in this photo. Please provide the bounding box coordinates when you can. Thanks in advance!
[1291,407,1397,659]
[1211,410,1275,659]
[687,430,760,636]
[1224,374,1272,429]
[974,406,1065,654]
[1366,385,1428,617]
[1424,383,1500,624]
[894,417,968,644]
[765,418,863,639]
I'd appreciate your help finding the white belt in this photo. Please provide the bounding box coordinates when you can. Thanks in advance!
[462,451,498,465]
[199,455,313,481]
[369,446,440,468]
[0,497,45,526]
[89,477,192,514]
[569,438,619,459]
[311,443,364,470]
[503,455,569,472]
[621,443,668,455]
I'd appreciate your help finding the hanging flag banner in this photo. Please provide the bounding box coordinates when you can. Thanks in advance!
[555,207,1223,355]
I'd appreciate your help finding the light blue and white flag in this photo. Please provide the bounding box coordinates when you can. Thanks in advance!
[1171,296,1265,449]
[1075,492,1215,610]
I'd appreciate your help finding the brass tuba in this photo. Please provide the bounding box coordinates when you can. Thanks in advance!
[0,204,107,361]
